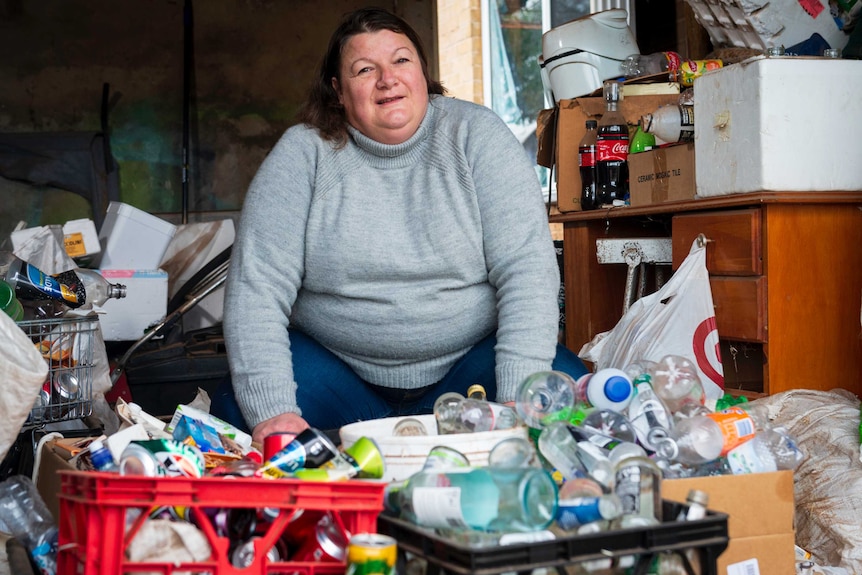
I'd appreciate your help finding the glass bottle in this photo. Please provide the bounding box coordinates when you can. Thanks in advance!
[433,391,466,434]
[626,379,673,452]
[538,421,614,487]
[0,279,24,321]
[392,466,558,533]
[620,51,682,78]
[595,81,629,205]
[613,455,662,528]
[578,120,599,210]
[514,371,579,429]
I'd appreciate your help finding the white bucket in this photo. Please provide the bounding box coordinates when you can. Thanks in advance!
[339,413,529,482]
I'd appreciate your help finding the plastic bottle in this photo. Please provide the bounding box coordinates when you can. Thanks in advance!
[626,380,673,452]
[613,455,662,528]
[574,368,634,412]
[726,427,804,475]
[0,475,59,574]
[595,81,629,205]
[578,120,599,211]
[678,488,709,521]
[579,408,638,444]
[0,279,24,321]
[648,355,705,414]
[655,407,757,465]
[628,125,656,154]
[514,371,578,429]
[75,268,127,309]
[88,439,118,472]
[620,51,682,78]
[641,105,694,144]
[0,250,85,308]
[556,492,624,530]
[392,466,559,532]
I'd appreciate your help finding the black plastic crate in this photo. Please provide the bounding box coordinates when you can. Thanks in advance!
[377,499,729,575]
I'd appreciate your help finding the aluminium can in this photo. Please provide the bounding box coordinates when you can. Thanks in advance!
[345,533,398,575]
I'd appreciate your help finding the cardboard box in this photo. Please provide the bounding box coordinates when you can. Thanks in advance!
[97,269,169,341]
[628,143,696,206]
[695,56,862,197]
[663,470,795,575]
[35,437,88,523]
[536,94,680,213]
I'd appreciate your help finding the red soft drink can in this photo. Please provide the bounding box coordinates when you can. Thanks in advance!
[290,512,349,563]
[258,428,340,478]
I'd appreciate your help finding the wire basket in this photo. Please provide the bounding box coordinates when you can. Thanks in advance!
[17,314,99,426]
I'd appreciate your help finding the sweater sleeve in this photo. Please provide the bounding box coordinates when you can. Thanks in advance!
[222,127,317,428]
[464,106,561,402]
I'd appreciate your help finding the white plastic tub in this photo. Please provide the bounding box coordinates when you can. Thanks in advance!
[339,413,529,482]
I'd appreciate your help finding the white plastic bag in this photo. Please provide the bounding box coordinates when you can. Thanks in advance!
[0,311,49,461]
[579,238,724,399]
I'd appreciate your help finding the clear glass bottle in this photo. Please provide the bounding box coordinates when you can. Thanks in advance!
[613,455,663,528]
[579,120,599,210]
[514,371,578,429]
[433,391,466,434]
[538,421,614,487]
[393,466,558,533]
[626,379,673,452]
[620,51,682,78]
[595,81,629,205]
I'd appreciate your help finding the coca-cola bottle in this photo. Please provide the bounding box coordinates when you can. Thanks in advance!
[595,81,629,205]
[578,120,598,211]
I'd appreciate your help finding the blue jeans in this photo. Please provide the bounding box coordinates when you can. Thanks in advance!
[211,329,589,434]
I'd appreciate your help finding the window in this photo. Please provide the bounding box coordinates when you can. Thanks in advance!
[482,0,635,199]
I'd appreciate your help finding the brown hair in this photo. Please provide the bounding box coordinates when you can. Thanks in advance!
[296,7,446,147]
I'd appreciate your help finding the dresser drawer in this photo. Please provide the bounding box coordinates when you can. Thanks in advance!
[710,276,766,342]
[672,209,762,275]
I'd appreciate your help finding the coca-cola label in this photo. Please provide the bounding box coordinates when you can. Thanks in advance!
[578,145,596,168]
[596,139,628,162]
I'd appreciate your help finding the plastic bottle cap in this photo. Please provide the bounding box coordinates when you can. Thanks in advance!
[603,376,632,403]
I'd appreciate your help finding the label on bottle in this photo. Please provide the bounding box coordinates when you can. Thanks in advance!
[677,106,695,142]
[578,145,596,168]
[705,407,757,455]
[673,59,723,87]
[21,263,81,305]
[596,138,628,162]
[411,486,468,529]
[556,496,604,529]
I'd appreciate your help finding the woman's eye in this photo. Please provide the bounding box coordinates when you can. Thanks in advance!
[355,66,373,75]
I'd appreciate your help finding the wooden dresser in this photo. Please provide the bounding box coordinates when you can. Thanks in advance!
[549,192,862,397]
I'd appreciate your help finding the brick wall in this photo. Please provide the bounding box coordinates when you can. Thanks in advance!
[437,0,485,104]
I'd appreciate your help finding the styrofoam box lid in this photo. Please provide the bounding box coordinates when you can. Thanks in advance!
[98,202,177,269]
[340,413,529,482]
[694,56,862,196]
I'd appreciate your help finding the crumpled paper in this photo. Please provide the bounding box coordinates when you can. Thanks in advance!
[10,224,77,275]
[126,518,212,566]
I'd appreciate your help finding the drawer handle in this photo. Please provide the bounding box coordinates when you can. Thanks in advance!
[696,233,712,248]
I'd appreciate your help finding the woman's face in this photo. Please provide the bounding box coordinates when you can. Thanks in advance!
[333,29,429,145]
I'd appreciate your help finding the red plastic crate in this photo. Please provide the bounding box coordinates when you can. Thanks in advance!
[57,470,386,575]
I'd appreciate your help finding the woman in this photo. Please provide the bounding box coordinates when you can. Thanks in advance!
[216,7,588,444]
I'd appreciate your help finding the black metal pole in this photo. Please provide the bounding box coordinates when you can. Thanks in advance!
[181,0,193,225]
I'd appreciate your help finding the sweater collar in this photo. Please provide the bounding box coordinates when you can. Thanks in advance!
[346,95,441,165]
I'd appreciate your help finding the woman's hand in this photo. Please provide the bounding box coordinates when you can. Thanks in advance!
[252,412,310,445]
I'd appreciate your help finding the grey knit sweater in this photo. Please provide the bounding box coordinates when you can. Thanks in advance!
[223,95,560,428]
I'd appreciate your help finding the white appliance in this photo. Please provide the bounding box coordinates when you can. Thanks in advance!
[540,9,639,101]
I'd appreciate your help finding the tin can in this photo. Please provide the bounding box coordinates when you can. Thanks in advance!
[258,428,340,478]
[230,536,284,568]
[340,437,386,479]
[119,439,205,478]
[345,533,398,575]
[52,370,80,400]
[281,509,327,548]
[290,512,349,563]
[264,431,297,461]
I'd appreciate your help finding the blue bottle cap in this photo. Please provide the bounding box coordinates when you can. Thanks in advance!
[603,376,632,403]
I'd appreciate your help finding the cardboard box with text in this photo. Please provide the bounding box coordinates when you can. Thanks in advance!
[536,94,680,213]
[628,142,696,206]
[663,470,795,575]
